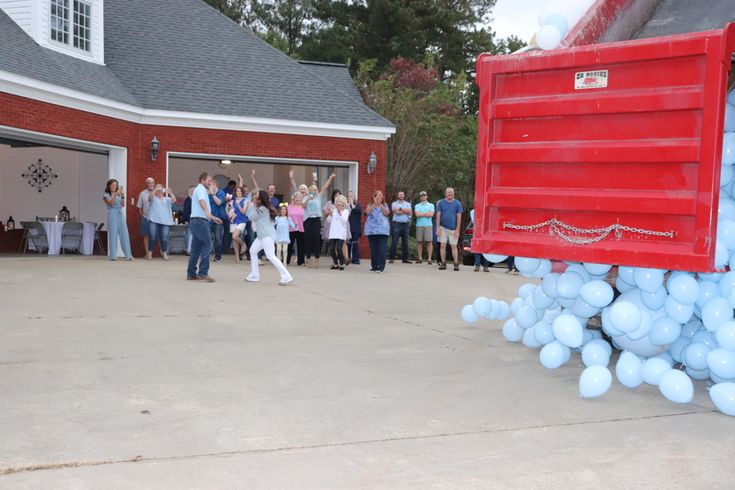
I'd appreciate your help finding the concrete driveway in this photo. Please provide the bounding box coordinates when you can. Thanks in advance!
[0,256,732,488]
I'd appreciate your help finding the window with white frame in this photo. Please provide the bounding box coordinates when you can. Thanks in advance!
[73,1,91,51]
[50,0,69,44]
[50,0,92,52]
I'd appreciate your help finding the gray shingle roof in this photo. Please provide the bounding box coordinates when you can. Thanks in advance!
[0,9,139,105]
[0,0,393,130]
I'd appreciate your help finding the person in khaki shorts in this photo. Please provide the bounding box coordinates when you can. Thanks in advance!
[414,191,435,264]
[435,187,464,271]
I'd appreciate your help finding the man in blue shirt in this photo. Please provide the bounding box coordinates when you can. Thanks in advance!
[436,187,464,271]
[187,172,223,282]
[389,191,412,263]
[208,181,227,262]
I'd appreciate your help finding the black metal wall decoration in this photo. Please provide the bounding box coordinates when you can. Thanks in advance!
[22,159,58,193]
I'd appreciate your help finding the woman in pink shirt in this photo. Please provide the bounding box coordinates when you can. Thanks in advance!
[287,192,306,266]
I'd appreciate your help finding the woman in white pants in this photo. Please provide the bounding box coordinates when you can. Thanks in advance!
[246,190,293,286]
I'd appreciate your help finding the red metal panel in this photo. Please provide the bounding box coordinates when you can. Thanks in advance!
[473,25,735,271]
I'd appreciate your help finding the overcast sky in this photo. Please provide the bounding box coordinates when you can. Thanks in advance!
[490,0,548,41]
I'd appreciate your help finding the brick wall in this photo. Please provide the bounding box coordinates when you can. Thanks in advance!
[0,92,388,258]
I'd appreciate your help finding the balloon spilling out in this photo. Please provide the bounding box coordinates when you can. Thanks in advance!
[534,0,597,50]
[459,89,735,416]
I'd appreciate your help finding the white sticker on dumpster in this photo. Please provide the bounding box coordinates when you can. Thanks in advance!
[574,70,608,90]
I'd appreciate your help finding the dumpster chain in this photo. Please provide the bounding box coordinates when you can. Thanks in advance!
[503,218,675,245]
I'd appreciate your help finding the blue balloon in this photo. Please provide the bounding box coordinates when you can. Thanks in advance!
[579,365,612,398]
[656,351,674,366]
[691,329,717,348]
[615,351,643,388]
[581,342,610,367]
[552,314,584,348]
[542,273,560,298]
[609,301,641,333]
[641,286,668,310]
[565,264,591,283]
[601,307,624,337]
[699,271,723,282]
[496,301,511,320]
[522,326,542,348]
[667,274,699,305]
[724,131,735,164]
[670,336,692,363]
[664,296,695,324]
[715,239,729,267]
[543,12,569,37]
[571,297,600,319]
[615,275,635,293]
[613,332,668,358]
[618,266,636,284]
[583,263,612,276]
[634,267,665,293]
[658,370,694,403]
[650,316,682,345]
[686,367,710,380]
[532,285,555,310]
[696,280,720,309]
[483,253,508,263]
[515,257,541,275]
[587,338,612,357]
[683,342,711,371]
[701,297,733,332]
[502,319,524,342]
[718,219,735,249]
[472,297,493,318]
[709,382,735,416]
[511,297,524,315]
[516,305,539,329]
[461,305,479,324]
[640,357,671,385]
[722,164,735,187]
[707,348,735,379]
[539,341,570,369]
[531,259,552,278]
[718,271,735,297]
[626,308,653,341]
[533,321,555,345]
[579,280,614,308]
[716,320,735,350]
[518,283,536,298]
[556,272,584,299]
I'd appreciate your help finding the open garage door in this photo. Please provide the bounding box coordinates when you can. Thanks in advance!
[167,153,357,206]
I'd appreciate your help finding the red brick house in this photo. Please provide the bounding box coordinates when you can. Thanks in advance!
[0,0,394,256]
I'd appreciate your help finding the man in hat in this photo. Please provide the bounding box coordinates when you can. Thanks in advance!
[414,191,435,264]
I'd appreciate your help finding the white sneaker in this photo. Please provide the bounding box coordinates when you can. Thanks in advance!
[245,276,259,282]
[279,277,294,286]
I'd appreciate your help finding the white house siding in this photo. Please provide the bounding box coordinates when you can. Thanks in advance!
[0,0,32,35]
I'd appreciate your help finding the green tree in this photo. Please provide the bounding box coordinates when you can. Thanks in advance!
[362,58,477,205]
[203,0,249,24]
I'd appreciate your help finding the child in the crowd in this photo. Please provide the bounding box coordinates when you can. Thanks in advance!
[328,195,350,270]
[275,203,295,264]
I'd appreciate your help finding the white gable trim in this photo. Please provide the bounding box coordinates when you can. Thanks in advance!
[0,70,395,141]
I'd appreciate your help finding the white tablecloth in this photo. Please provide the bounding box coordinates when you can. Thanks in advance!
[29,221,96,255]
[80,222,96,255]
[42,221,64,255]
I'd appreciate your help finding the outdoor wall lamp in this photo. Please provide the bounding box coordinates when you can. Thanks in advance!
[219,159,233,169]
[150,136,160,162]
[367,151,377,174]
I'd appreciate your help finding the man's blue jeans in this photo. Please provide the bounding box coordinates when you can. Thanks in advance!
[210,221,224,259]
[187,218,212,277]
[390,222,409,260]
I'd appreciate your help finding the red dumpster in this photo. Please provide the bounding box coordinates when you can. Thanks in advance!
[472,24,735,272]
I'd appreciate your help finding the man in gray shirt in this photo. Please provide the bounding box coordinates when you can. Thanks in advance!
[137,177,155,253]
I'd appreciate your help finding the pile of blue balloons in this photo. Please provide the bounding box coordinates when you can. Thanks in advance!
[461,90,735,417]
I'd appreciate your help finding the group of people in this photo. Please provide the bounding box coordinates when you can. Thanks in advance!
[103,170,485,282]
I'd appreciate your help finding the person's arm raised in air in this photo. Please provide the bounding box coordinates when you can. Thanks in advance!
[251,169,260,191]
[318,173,337,201]
[289,169,298,194]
